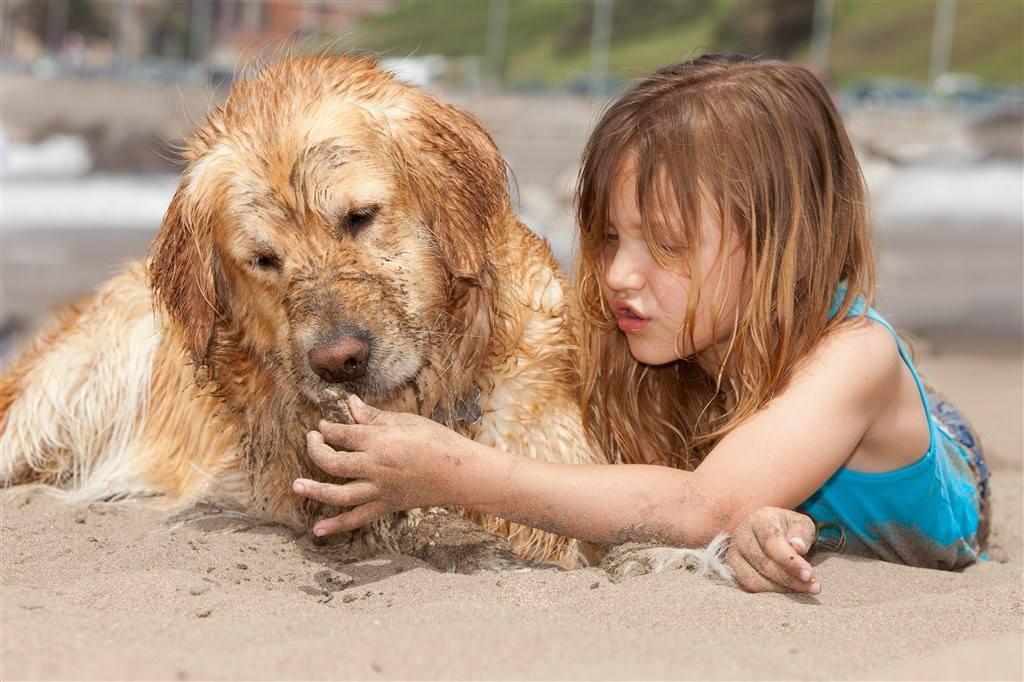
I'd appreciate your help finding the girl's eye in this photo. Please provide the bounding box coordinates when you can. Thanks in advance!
[251,253,282,273]
[605,232,619,244]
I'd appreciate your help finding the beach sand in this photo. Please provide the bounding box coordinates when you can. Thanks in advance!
[2,349,1021,681]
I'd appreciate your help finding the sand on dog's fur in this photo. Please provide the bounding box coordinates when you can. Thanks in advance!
[0,56,609,571]
[2,352,1021,680]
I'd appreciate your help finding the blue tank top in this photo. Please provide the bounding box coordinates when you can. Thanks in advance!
[798,294,984,569]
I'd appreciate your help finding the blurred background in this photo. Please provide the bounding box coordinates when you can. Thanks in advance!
[1,0,1022,364]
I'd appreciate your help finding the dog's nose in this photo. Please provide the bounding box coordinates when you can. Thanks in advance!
[308,336,369,383]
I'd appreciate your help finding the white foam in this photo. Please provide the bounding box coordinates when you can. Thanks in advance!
[1,174,178,232]
[869,162,1023,227]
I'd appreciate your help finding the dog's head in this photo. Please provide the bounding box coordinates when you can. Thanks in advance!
[149,56,509,405]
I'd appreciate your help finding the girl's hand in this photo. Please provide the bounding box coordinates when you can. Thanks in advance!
[726,507,820,594]
[292,395,480,537]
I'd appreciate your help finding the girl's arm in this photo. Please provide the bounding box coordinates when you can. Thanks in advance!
[295,320,902,551]
[302,404,722,545]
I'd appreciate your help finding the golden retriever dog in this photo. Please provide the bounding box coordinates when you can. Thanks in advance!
[0,55,608,571]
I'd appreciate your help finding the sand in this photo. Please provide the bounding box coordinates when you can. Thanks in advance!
[2,350,1021,681]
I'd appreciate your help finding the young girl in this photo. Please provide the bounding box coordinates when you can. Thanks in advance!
[292,54,990,593]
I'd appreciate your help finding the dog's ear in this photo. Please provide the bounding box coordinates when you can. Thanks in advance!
[400,99,509,282]
[147,184,219,366]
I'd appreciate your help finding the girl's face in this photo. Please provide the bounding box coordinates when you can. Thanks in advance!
[602,164,746,367]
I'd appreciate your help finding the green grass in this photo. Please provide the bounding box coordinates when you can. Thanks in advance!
[947,0,1024,83]
[342,0,1023,87]
[827,0,1023,84]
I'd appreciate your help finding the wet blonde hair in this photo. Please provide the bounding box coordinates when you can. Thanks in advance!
[575,54,875,469]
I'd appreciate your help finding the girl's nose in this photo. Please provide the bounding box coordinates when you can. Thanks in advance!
[605,247,644,293]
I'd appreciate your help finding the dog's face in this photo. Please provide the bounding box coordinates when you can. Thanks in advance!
[148,57,508,405]
[201,130,446,402]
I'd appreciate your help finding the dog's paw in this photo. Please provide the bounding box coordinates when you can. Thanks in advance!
[600,534,733,582]
[164,501,274,534]
[381,507,556,575]
[457,551,565,575]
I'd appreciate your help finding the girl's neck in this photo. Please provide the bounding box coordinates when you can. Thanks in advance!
[692,344,739,412]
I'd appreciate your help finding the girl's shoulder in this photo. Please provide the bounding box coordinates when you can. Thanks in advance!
[796,315,905,410]
[796,314,932,472]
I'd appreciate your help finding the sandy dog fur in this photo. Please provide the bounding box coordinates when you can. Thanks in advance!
[1,55,603,567]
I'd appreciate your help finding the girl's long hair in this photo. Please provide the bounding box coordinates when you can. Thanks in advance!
[575,54,875,468]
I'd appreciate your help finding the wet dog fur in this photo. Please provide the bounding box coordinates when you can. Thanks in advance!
[0,55,608,570]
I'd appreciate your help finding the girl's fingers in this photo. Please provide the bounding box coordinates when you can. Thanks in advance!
[347,395,388,425]
[759,530,815,582]
[750,509,816,585]
[783,511,818,557]
[312,501,390,536]
[316,421,374,451]
[292,479,380,509]
[306,433,370,478]
[750,534,820,594]
[728,553,786,593]
[348,395,420,426]
[733,545,820,594]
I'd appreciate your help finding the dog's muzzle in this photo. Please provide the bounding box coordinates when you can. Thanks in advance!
[308,334,370,383]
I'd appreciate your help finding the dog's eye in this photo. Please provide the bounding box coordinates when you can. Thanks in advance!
[251,253,282,272]
[341,205,379,237]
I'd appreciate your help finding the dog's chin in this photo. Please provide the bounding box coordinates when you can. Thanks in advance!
[301,368,419,408]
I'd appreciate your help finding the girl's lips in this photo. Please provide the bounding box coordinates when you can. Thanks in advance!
[611,302,650,333]
[616,316,650,333]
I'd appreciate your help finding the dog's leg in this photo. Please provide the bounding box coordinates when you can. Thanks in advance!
[600,535,734,582]
[1,265,161,497]
[373,508,549,574]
